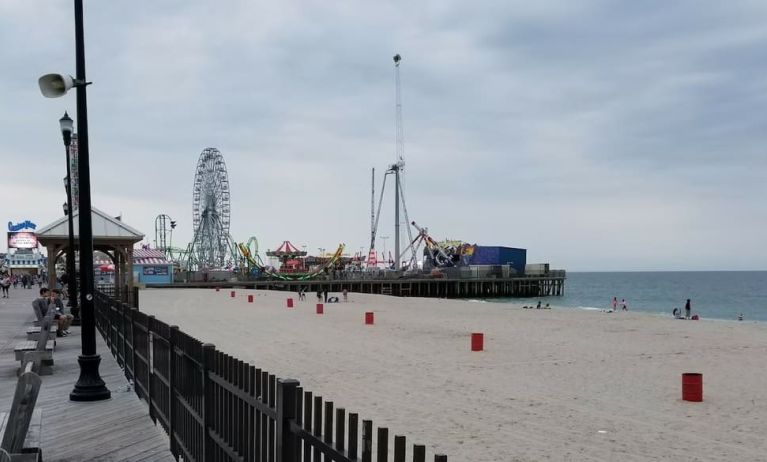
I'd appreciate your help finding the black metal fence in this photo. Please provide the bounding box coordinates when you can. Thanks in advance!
[94,292,449,462]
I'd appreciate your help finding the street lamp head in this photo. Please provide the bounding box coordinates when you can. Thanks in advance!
[60,112,74,134]
[39,73,75,98]
[63,202,69,215]
[60,111,74,146]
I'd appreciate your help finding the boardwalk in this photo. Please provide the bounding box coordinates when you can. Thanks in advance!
[0,288,173,462]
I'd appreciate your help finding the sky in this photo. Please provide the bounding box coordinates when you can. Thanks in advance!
[1,1,766,271]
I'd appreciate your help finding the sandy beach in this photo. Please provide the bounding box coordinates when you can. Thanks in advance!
[140,288,767,461]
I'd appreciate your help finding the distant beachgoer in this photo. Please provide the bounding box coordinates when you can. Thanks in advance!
[323,289,328,303]
[316,291,322,302]
[612,297,617,311]
[536,301,541,309]
[545,303,550,309]
[737,313,744,321]
[621,299,627,311]
[685,299,691,319]
[673,308,681,319]
[342,288,348,302]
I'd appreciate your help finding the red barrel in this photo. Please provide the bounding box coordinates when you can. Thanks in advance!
[365,312,374,325]
[682,373,703,402]
[248,295,254,303]
[286,298,294,308]
[215,287,220,292]
[471,333,484,351]
[316,303,324,314]
[230,290,236,298]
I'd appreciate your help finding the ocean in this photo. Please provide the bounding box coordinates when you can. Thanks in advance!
[491,271,767,322]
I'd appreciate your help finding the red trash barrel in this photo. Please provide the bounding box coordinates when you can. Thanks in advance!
[230,290,236,298]
[286,298,294,308]
[365,312,374,325]
[471,333,484,351]
[248,295,254,303]
[682,373,703,402]
[316,303,324,314]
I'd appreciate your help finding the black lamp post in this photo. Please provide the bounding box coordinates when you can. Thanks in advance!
[39,0,109,401]
[60,112,80,324]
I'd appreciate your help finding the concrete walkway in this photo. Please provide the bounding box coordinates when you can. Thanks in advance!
[0,287,174,462]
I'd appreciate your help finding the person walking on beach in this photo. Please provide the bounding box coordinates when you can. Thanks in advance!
[620,299,627,311]
[611,297,617,312]
[685,299,691,319]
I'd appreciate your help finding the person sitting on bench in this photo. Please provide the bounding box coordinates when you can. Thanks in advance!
[32,288,71,337]
[51,289,73,335]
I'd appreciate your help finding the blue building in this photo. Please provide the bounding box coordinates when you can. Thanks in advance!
[132,249,173,285]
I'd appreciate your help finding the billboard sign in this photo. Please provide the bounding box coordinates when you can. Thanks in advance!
[8,232,38,249]
[142,266,169,276]
[8,220,37,232]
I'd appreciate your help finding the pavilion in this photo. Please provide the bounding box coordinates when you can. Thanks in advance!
[35,207,144,304]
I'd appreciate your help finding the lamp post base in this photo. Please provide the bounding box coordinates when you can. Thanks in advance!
[70,354,111,401]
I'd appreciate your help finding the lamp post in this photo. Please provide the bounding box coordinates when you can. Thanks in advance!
[39,0,109,401]
[60,113,80,324]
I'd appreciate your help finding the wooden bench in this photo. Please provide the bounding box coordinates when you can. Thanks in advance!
[14,312,55,375]
[0,362,43,461]
[24,328,55,343]
[13,343,54,363]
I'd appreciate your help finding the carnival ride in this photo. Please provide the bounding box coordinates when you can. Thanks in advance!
[153,147,347,280]
[266,241,307,270]
[186,148,239,270]
[368,54,418,270]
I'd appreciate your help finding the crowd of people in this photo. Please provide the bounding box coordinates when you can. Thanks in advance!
[0,273,47,296]
[0,273,47,298]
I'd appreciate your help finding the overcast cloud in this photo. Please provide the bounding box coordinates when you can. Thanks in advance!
[1,1,766,271]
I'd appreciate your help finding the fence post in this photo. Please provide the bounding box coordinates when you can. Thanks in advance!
[276,378,300,462]
[133,285,140,309]
[120,303,128,369]
[168,325,179,457]
[129,307,137,384]
[201,343,216,462]
[147,315,155,423]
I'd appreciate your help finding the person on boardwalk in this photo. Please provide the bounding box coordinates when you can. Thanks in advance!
[1,275,10,298]
[52,289,74,335]
[32,288,51,323]
[685,299,691,319]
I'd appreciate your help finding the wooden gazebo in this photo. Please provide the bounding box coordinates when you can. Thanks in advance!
[35,208,144,304]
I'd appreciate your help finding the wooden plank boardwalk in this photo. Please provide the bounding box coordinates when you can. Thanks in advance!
[0,289,174,462]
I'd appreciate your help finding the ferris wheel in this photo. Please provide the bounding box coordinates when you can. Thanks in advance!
[189,147,232,269]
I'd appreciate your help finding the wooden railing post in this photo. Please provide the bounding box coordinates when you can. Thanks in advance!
[168,325,179,457]
[201,343,216,462]
[120,303,128,369]
[276,378,300,462]
[147,315,155,423]
[129,307,137,384]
